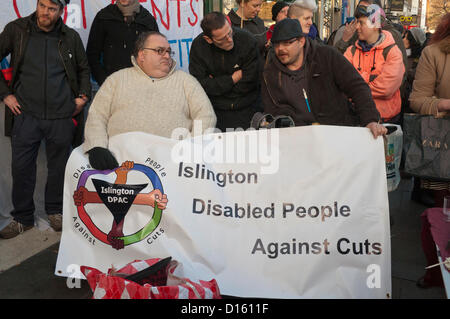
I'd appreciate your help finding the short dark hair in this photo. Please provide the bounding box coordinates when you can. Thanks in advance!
[49,0,70,9]
[133,31,167,58]
[200,12,228,38]
[355,7,367,19]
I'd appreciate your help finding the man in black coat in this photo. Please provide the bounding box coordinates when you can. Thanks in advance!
[0,0,91,238]
[189,12,260,131]
[262,18,387,138]
[86,0,159,86]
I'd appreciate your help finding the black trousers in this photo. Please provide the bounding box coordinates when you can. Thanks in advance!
[214,106,257,132]
[10,113,75,226]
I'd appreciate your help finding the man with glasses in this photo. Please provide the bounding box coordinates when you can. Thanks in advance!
[0,0,91,238]
[189,12,260,131]
[83,31,216,170]
[262,18,386,138]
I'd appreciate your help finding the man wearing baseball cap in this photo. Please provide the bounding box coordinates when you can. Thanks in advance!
[261,18,386,138]
[0,0,91,238]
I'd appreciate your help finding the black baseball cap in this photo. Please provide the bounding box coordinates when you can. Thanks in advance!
[271,18,306,43]
[50,0,70,7]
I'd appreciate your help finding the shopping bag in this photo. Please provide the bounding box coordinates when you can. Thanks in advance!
[80,257,222,299]
[383,124,403,192]
[403,113,450,181]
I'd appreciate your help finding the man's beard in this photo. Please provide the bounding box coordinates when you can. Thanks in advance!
[277,51,301,67]
[37,13,57,29]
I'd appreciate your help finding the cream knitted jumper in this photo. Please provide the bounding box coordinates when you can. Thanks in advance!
[83,57,216,152]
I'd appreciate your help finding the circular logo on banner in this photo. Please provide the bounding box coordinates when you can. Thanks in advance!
[73,161,168,250]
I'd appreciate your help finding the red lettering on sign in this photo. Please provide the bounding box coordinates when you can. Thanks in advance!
[80,0,87,28]
[188,0,198,26]
[150,0,170,30]
[62,1,87,29]
[13,0,21,18]
[170,0,185,28]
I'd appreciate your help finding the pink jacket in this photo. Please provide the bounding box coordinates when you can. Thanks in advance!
[344,30,405,121]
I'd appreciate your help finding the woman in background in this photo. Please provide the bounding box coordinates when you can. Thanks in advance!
[409,13,450,289]
[266,1,289,42]
[227,0,267,58]
[402,27,426,113]
[409,13,450,207]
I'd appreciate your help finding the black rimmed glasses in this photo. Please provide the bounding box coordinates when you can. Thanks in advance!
[273,38,299,48]
[143,47,175,57]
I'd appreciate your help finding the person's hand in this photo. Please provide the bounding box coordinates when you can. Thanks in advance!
[115,161,134,176]
[232,69,243,84]
[114,161,134,184]
[148,189,168,210]
[72,96,87,116]
[342,20,357,42]
[437,99,450,112]
[366,122,387,139]
[3,94,22,115]
[73,186,88,206]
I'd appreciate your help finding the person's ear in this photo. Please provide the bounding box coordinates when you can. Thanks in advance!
[203,35,213,44]
[299,37,306,47]
[58,5,64,17]
[137,50,145,63]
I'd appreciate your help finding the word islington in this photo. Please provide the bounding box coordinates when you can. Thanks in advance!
[100,186,135,197]
[178,162,258,188]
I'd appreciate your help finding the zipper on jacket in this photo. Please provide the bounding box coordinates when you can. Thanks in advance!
[13,30,28,87]
[19,33,24,64]
[13,33,24,87]
[44,37,48,119]
[58,40,70,88]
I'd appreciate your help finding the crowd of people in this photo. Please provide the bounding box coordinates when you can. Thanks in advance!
[0,0,448,288]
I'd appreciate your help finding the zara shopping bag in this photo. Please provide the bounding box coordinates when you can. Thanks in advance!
[403,113,450,181]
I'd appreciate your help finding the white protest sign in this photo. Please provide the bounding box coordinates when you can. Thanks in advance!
[0,0,203,72]
[56,126,391,298]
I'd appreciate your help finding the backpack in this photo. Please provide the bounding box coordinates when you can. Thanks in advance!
[349,43,403,124]
[326,25,344,46]
[349,43,396,78]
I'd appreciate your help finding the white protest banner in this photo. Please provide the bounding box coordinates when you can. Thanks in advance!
[55,126,391,298]
[0,0,202,72]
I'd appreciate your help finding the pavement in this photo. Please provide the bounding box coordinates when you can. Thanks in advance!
[0,176,447,299]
